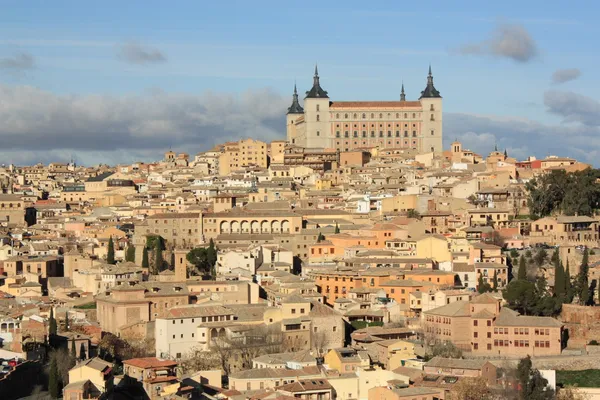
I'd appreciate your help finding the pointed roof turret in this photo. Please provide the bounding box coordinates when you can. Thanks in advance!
[287,83,304,114]
[420,65,442,99]
[400,82,406,101]
[504,148,508,157]
[305,64,329,99]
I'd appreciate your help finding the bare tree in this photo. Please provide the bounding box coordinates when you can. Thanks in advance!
[179,347,222,374]
[450,377,495,400]
[310,329,328,357]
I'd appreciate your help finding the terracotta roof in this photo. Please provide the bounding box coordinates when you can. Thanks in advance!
[330,101,421,108]
[123,357,177,369]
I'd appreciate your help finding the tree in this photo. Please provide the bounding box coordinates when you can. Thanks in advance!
[493,270,498,291]
[510,248,520,259]
[142,247,149,269]
[154,244,163,275]
[551,248,559,264]
[179,348,221,374]
[425,342,463,360]
[517,356,554,400]
[106,236,115,264]
[503,280,538,315]
[525,250,533,259]
[125,245,136,263]
[518,256,527,280]
[565,260,573,302]
[187,247,212,276]
[407,209,420,219]
[556,386,589,400]
[79,342,87,360]
[554,258,566,297]
[317,232,325,243]
[49,307,57,336]
[64,311,70,331]
[577,248,590,305]
[334,223,340,234]
[71,339,76,359]
[450,377,494,400]
[48,354,60,399]
[534,248,548,267]
[477,275,492,294]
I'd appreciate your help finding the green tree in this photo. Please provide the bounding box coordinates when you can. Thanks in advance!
[48,355,60,399]
[503,280,538,315]
[565,261,574,303]
[49,307,57,336]
[64,311,69,331]
[154,245,163,274]
[517,355,555,400]
[142,247,149,269]
[518,256,527,280]
[550,248,559,264]
[71,339,76,359]
[407,209,420,219]
[492,270,498,291]
[106,236,115,264]
[510,248,519,259]
[207,239,217,268]
[125,245,136,263]
[554,259,565,297]
[334,223,340,234]
[578,248,590,305]
[525,250,533,259]
[317,232,325,243]
[477,275,492,294]
[80,342,87,360]
[187,247,212,276]
[534,248,548,267]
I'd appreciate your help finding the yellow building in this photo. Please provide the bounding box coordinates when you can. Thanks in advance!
[218,138,268,175]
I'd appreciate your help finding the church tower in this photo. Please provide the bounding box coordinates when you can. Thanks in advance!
[419,66,443,154]
[303,65,330,149]
[286,83,304,146]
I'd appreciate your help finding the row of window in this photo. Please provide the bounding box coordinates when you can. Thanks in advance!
[333,112,426,119]
[336,131,419,138]
[336,140,419,147]
[337,122,417,128]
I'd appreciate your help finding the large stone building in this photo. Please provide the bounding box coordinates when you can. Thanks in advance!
[286,65,443,154]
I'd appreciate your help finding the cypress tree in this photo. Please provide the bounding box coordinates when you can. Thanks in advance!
[106,236,115,264]
[142,247,149,269]
[554,260,565,297]
[80,342,87,360]
[154,245,163,274]
[125,245,136,262]
[49,308,57,336]
[207,239,217,267]
[71,339,76,359]
[580,248,590,305]
[49,355,60,399]
[518,255,527,280]
[493,270,498,291]
[64,311,69,331]
[477,274,485,294]
[334,223,340,234]
[565,261,573,302]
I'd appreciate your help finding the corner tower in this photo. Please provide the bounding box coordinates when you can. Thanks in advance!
[286,83,304,146]
[419,65,443,153]
[303,65,330,149]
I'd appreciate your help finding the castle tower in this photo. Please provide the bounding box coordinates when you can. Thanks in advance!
[303,65,330,149]
[286,83,304,146]
[400,82,406,101]
[419,65,443,154]
[174,248,188,281]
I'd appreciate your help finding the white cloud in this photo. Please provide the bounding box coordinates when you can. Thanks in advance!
[457,23,538,63]
[551,68,581,84]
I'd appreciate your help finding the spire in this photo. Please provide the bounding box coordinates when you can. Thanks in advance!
[504,148,508,157]
[287,83,304,114]
[420,65,441,99]
[494,143,498,152]
[305,64,329,99]
[400,82,406,101]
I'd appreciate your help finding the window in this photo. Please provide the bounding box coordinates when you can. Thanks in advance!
[316,115,320,121]
[473,320,478,326]
[316,105,320,111]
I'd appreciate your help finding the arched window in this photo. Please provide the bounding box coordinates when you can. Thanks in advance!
[396,113,399,118]
[379,113,383,118]
[370,113,374,118]
[362,113,366,119]
[413,113,416,118]
[404,113,407,118]
[353,113,357,118]
[336,113,339,118]
[344,113,348,118]
[316,115,320,122]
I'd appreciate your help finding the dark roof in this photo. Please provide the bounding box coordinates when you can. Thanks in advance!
[287,84,305,114]
[419,66,441,99]
[305,65,329,99]
[86,172,114,182]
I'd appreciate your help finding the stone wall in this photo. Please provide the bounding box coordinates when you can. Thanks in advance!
[560,304,600,347]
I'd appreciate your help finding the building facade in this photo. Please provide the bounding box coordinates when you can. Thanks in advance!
[286,66,443,154]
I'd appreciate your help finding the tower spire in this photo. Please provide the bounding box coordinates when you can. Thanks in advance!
[420,64,441,99]
[400,82,406,101]
[305,64,329,99]
[287,82,304,114]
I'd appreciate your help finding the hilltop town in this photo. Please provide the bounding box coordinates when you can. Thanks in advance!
[0,70,599,400]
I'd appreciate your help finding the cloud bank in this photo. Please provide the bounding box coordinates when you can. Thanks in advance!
[458,23,538,63]
[0,52,35,71]
[0,85,287,165]
[117,42,167,65]
[0,85,599,166]
[551,68,581,84]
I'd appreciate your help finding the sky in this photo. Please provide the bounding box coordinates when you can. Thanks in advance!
[0,0,598,166]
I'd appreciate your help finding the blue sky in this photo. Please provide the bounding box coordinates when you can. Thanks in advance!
[0,0,598,165]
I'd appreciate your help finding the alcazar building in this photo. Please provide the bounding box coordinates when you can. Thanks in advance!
[286,66,443,154]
